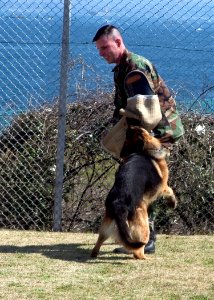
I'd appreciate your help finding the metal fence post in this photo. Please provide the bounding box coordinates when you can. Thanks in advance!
[53,0,71,231]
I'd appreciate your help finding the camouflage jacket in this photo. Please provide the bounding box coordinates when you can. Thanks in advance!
[112,50,184,147]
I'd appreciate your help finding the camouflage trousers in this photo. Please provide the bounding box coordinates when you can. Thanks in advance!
[148,204,156,237]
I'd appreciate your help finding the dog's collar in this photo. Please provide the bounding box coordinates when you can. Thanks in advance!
[142,147,167,159]
[143,148,164,153]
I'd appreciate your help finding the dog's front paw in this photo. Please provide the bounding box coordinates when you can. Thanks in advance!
[163,187,177,209]
[166,195,177,209]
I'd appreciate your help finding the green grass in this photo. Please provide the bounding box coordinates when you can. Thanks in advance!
[0,230,213,300]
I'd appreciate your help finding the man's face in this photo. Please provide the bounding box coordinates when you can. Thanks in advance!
[95,35,121,64]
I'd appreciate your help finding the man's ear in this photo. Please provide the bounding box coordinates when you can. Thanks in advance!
[115,38,121,47]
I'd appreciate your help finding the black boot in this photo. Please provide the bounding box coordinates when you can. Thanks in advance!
[144,229,156,254]
[145,212,156,254]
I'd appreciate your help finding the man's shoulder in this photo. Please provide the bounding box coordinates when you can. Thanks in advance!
[129,52,153,69]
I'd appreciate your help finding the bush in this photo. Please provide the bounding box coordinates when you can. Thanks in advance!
[0,95,213,233]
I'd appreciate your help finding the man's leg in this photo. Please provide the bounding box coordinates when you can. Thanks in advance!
[144,206,156,253]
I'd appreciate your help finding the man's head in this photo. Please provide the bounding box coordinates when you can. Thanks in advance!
[92,25,126,64]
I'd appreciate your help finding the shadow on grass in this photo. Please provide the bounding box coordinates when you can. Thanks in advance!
[0,243,134,264]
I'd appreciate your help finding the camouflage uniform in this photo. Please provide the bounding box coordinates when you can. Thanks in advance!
[112,50,184,248]
[113,50,184,148]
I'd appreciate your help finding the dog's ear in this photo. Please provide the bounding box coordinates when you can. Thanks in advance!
[128,126,144,142]
[140,128,162,151]
[139,128,153,142]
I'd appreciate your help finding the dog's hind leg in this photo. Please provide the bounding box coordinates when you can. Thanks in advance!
[129,202,150,260]
[91,214,114,258]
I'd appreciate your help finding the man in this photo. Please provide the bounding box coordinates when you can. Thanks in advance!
[92,25,184,254]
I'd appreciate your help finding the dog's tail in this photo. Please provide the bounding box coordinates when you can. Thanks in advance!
[114,205,145,249]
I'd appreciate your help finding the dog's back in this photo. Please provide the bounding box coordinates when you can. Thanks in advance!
[106,153,162,211]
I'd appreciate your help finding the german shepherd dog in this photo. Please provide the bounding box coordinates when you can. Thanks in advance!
[91,126,176,260]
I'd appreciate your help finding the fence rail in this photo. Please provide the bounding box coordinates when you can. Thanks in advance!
[0,0,213,232]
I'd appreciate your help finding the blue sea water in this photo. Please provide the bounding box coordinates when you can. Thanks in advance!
[0,13,213,130]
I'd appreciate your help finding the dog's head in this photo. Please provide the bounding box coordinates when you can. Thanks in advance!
[120,125,163,159]
[120,126,145,158]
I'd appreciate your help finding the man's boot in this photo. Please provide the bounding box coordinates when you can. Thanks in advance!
[144,227,156,254]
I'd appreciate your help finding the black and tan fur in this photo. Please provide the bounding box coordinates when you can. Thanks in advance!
[122,126,176,206]
[91,126,176,260]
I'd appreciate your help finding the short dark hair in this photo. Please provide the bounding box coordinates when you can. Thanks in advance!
[92,25,119,42]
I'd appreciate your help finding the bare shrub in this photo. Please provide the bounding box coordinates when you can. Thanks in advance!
[0,94,213,233]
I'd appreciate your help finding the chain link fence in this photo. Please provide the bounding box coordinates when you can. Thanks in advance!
[0,0,213,232]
